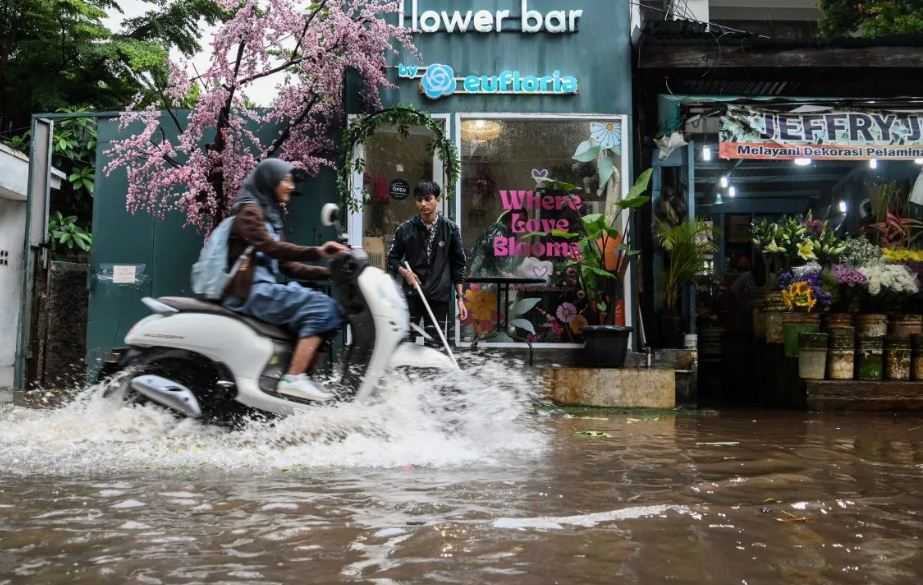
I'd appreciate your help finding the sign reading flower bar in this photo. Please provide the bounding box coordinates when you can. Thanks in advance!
[399,0,583,34]
[721,104,923,161]
[493,190,582,258]
[398,63,578,100]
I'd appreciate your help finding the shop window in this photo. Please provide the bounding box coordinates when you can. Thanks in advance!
[458,116,628,345]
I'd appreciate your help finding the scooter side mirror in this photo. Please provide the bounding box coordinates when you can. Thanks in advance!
[321,203,350,246]
[321,203,341,227]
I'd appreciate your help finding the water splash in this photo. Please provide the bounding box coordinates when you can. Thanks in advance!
[0,354,548,475]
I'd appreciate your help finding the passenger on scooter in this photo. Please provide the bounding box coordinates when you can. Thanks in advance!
[223,159,348,401]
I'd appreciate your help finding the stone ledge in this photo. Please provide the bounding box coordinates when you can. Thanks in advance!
[541,367,676,409]
[806,380,923,411]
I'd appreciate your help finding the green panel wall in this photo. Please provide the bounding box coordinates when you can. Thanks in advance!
[378,0,633,115]
[87,116,337,374]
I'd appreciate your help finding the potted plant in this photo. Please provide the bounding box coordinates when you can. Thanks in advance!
[655,219,717,348]
[525,168,653,366]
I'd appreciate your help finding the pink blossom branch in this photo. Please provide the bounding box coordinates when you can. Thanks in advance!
[105,0,413,231]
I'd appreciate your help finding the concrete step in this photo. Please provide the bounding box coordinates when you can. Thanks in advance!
[541,367,676,409]
[806,381,923,411]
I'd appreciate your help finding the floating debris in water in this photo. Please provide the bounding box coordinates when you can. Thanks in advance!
[575,431,611,438]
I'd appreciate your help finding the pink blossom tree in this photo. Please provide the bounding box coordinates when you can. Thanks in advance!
[105,0,413,231]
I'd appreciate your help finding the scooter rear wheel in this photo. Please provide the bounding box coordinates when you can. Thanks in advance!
[103,349,251,426]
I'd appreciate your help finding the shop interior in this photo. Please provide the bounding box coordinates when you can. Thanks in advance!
[656,132,923,405]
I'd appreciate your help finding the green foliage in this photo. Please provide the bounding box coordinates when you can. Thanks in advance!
[0,0,221,136]
[49,211,93,253]
[820,0,923,38]
[525,168,653,320]
[656,219,717,313]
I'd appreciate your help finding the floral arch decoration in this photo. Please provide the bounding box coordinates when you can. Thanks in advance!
[337,105,461,213]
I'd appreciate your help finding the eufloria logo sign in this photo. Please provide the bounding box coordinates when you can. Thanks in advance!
[399,63,578,100]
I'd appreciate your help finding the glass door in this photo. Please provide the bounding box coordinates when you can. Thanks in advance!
[348,120,448,269]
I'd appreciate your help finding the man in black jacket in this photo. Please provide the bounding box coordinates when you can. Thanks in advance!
[387,181,468,344]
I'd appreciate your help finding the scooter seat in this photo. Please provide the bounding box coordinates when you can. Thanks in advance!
[157,296,291,341]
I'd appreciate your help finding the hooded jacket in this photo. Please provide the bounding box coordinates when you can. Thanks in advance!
[224,159,328,301]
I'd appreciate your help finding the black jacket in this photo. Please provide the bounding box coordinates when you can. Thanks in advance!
[387,215,466,304]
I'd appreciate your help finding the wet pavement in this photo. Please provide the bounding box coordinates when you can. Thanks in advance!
[1,372,922,584]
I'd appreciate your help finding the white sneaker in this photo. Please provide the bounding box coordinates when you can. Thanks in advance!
[276,374,334,402]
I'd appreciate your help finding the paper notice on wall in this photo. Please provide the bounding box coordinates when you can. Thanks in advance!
[112,264,137,285]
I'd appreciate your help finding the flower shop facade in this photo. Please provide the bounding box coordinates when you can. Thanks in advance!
[343,0,636,351]
[652,96,923,407]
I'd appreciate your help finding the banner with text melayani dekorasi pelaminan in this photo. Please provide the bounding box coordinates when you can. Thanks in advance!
[720,104,923,161]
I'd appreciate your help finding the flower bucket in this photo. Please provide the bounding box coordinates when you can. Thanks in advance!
[885,337,912,381]
[798,332,828,380]
[823,313,853,331]
[827,326,855,380]
[856,314,888,338]
[764,292,786,344]
[783,312,819,358]
[857,337,884,381]
[888,314,923,340]
[913,335,923,381]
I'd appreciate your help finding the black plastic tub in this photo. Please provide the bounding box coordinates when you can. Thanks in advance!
[580,326,632,368]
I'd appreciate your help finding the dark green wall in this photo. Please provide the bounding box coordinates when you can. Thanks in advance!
[379,0,632,114]
[87,116,337,372]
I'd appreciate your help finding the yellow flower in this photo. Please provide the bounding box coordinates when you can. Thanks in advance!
[797,240,817,261]
[765,239,784,254]
[783,281,817,312]
[883,248,923,263]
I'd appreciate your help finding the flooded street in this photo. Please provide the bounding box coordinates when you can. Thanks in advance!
[2,367,923,584]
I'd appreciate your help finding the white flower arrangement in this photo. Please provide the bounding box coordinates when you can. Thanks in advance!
[859,263,920,296]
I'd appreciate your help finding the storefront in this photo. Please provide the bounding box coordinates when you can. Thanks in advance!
[652,95,923,405]
[346,0,635,348]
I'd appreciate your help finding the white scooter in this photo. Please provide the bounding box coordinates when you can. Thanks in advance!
[100,204,457,424]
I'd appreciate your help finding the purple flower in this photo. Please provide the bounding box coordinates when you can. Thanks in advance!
[803,217,825,236]
[832,264,868,287]
[556,302,578,324]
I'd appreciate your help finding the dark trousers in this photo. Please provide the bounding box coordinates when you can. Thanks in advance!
[407,296,450,346]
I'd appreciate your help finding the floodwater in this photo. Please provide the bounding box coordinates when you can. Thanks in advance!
[1,362,923,584]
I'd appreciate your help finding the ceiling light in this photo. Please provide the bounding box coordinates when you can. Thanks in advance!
[838,200,848,214]
[869,159,879,169]
[715,193,723,205]
[794,158,811,167]
[719,175,729,188]
[701,145,713,162]
[728,186,737,198]
[462,119,502,143]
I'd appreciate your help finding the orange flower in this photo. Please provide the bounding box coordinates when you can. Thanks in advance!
[570,314,589,335]
[464,288,497,322]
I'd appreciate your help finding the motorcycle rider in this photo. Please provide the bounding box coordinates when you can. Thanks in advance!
[223,159,348,401]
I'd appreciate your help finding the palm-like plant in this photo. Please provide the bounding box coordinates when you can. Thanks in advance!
[656,219,717,313]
